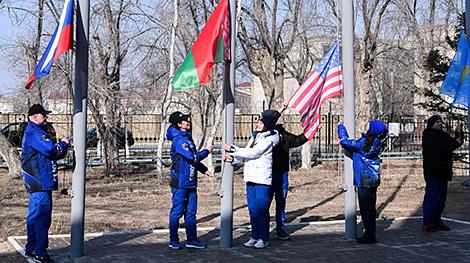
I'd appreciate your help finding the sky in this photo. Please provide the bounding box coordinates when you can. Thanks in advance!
[0,14,16,97]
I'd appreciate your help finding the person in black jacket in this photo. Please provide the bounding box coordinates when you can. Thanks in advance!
[422,115,464,232]
[270,104,309,240]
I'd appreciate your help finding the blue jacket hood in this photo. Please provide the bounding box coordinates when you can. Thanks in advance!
[166,125,190,141]
[368,120,387,136]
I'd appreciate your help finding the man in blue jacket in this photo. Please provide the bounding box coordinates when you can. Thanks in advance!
[166,111,214,250]
[22,104,69,263]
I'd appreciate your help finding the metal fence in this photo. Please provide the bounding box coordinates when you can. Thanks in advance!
[1,114,467,163]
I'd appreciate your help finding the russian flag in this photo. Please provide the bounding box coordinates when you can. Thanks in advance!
[25,0,73,89]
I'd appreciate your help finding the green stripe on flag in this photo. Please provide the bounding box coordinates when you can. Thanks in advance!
[172,50,200,91]
[214,36,224,63]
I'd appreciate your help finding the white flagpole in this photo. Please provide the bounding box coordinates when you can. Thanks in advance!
[342,0,357,239]
[220,0,236,248]
[70,0,90,257]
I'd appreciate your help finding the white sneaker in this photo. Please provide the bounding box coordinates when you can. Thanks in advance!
[254,239,269,249]
[243,237,257,247]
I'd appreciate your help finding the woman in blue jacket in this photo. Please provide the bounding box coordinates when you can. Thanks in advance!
[166,111,214,250]
[338,120,387,244]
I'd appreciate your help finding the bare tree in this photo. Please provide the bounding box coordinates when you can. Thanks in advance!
[23,0,46,104]
[0,0,59,177]
[353,0,393,131]
[283,28,317,170]
[0,135,21,178]
[87,0,135,176]
[156,0,179,179]
[171,1,226,150]
[392,0,460,114]
[238,0,302,110]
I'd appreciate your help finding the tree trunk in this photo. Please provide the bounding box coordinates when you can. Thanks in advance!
[238,0,301,111]
[103,129,118,176]
[104,93,122,176]
[301,141,311,169]
[205,94,223,173]
[156,0,179,179]
[260,68,285,110]
[0,134,21,178]
[355,62,374,134]
[26,0,45,103]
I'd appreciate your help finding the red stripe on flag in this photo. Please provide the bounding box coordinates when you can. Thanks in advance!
[298,80,325,113]
[289,68,342,139]
[292,68,342,113]
[53,24,73,62]
[298,71,341,114]
[289,70,317,105]
[191,0,228,84]
[290,72,321,109]
[25,73,35,90]
[301,90,342,136]
[302,88,343,132]
[301,81,342,127]
[287,41,342,139]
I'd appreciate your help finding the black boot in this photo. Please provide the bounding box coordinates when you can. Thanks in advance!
[356,236,377,244]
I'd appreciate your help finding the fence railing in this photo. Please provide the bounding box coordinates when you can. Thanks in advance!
[2,114,467,162]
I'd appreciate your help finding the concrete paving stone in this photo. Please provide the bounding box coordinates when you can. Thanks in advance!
[7,217,470,263]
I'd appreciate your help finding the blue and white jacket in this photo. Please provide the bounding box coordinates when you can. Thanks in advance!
[22,121,69,193]
[229,130,280,185]
[166,125,209,189]
[338,124,383,188]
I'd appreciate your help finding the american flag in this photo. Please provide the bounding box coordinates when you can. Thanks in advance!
[288,41,343,140]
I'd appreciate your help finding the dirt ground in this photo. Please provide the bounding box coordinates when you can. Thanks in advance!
[1,159,469,261]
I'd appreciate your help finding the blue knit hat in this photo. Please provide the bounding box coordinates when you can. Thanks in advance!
[368,120,387,136]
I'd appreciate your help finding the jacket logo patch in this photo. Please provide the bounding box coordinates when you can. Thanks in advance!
[182,143,189,150]
[41,135,50,141]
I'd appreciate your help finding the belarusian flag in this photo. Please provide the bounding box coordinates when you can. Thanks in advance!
[172,0,230,91]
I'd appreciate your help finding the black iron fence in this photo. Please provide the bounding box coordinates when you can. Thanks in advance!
[1,114,467,162]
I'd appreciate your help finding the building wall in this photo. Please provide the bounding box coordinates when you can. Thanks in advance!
[0,98,15,114]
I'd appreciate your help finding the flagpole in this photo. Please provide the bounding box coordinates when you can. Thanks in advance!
[464,1,470,188]
[70,0,90,257]
[342,0,357,239]
[220,0,236,248]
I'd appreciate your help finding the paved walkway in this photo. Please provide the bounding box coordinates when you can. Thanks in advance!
[7,217,470,263]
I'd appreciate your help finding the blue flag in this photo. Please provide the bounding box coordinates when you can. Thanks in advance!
[439,31,470,108]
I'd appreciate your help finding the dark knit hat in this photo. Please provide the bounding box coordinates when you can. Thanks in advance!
[368,120,387,136]
[169,111,190,126]
[260,110,281,130]
[426,115,442,129]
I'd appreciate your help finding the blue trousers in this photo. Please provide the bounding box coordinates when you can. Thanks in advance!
[169,188,197,243]
[246,182,271,242]
[269,172,289,232]
[25,191,53,257]
[423,180,448,225]
[357,187,377,240]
